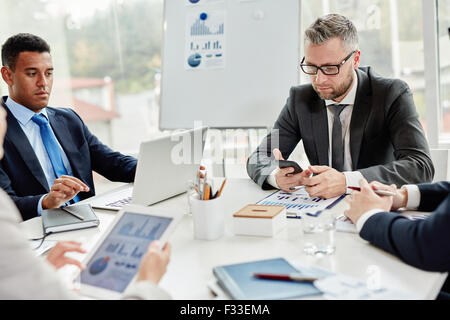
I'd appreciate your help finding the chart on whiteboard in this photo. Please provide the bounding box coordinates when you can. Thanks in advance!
[257,189,343,217]
[186,0,224,5]
[185,10,226,70]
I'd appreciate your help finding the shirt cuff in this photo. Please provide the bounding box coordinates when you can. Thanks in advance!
[403,184,420,210]
[122,280,172,300]
[266,168,280,189]
[343,171,364,194]
[37,195,46,217]
[356,209,384,233]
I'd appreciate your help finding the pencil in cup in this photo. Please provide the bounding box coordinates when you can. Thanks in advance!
[213,179,227,199]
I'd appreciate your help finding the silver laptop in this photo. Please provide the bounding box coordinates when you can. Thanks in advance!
[89,127,208,210]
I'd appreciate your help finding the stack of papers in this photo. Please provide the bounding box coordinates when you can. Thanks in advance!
[313,275,419,300]
[335,215,357,233]
[29,239,57,256]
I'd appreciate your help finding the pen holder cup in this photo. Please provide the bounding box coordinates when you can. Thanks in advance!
[190,195,225,241]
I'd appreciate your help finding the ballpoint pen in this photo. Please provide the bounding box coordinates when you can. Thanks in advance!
[61,206,85,221]
[253,272,321,283]
[347,186,395,196]
[289,185,306,191]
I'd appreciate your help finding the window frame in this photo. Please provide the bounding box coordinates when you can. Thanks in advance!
[422,0,444,148]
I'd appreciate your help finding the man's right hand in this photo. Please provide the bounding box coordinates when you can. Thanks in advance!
[42,175,90,209]
[369,181,407,210]
[272,148,311,192]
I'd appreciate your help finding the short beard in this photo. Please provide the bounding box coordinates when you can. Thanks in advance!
[313,72,354,101]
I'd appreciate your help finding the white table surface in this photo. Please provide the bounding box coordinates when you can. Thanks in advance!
[21,178,447,300]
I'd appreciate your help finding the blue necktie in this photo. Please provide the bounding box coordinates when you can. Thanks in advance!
[31,113,80,203]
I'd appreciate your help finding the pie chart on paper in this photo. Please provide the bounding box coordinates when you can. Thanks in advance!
[188,53,202,68]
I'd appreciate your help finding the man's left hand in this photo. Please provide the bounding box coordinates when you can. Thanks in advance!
[344,178,394,224]
[302,165,346,198]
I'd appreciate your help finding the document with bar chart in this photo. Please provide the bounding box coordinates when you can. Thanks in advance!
[185,10,225,70]
[257,189,344,218]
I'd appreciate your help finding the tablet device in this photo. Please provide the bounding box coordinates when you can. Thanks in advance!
[75,204,182,299]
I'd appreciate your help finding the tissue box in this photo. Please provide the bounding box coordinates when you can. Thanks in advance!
[232,204,286,237]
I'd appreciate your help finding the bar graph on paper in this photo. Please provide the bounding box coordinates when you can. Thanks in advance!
[257,189,341,217]
[185,11,225,70]
[190,18,224,36]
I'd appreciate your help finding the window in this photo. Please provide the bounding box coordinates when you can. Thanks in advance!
[0,0,447,179]
[0,0,164,155]
[301,0,427,128]
[438,0,450,144]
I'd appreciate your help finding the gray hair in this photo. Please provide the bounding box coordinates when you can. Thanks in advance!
[304,14,359,51]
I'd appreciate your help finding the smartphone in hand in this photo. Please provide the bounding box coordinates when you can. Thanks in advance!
[278,160,303,174]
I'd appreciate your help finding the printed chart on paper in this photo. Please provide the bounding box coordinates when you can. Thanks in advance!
[257,189,342,217]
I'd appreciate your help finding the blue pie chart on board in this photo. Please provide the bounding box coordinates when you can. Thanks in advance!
[89,256,110,275]
[188,53,202,68]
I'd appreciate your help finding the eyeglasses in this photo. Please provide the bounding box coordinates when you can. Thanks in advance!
[300,50,356,75]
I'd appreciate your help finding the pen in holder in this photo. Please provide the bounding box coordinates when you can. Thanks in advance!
[190,177,227,241]
[190,195,225,240]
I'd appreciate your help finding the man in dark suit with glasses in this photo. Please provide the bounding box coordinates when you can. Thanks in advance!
[247,13,434,198]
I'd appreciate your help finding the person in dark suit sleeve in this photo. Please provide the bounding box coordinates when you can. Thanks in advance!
[0,33,137,221]
[247,14,434,199]
[344,179,450,298]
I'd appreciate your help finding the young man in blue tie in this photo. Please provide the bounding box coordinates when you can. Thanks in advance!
[0,33,137,220]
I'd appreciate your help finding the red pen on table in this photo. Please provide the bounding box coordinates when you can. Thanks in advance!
[253,273,321,283]
[348,186,395,196]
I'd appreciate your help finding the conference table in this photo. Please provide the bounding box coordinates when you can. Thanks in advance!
[21,178,447,300]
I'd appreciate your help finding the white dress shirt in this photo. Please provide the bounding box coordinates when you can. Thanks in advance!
[355,184,421,232]
[267,70,364,192]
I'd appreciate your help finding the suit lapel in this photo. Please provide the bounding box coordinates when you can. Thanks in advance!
[3,105,50,191]
[311,97,329,165]
[350,69,372,170]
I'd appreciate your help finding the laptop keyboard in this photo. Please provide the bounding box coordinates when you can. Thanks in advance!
[105,196,132,208]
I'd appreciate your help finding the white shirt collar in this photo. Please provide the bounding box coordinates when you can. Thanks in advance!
[325,70,358,106]
[5,96,49,126]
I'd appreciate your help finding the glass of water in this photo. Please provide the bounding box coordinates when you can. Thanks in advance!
[302,209,336,255]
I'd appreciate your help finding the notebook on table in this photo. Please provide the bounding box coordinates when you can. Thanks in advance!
[42,204,100,234]
[213,257,331,300]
